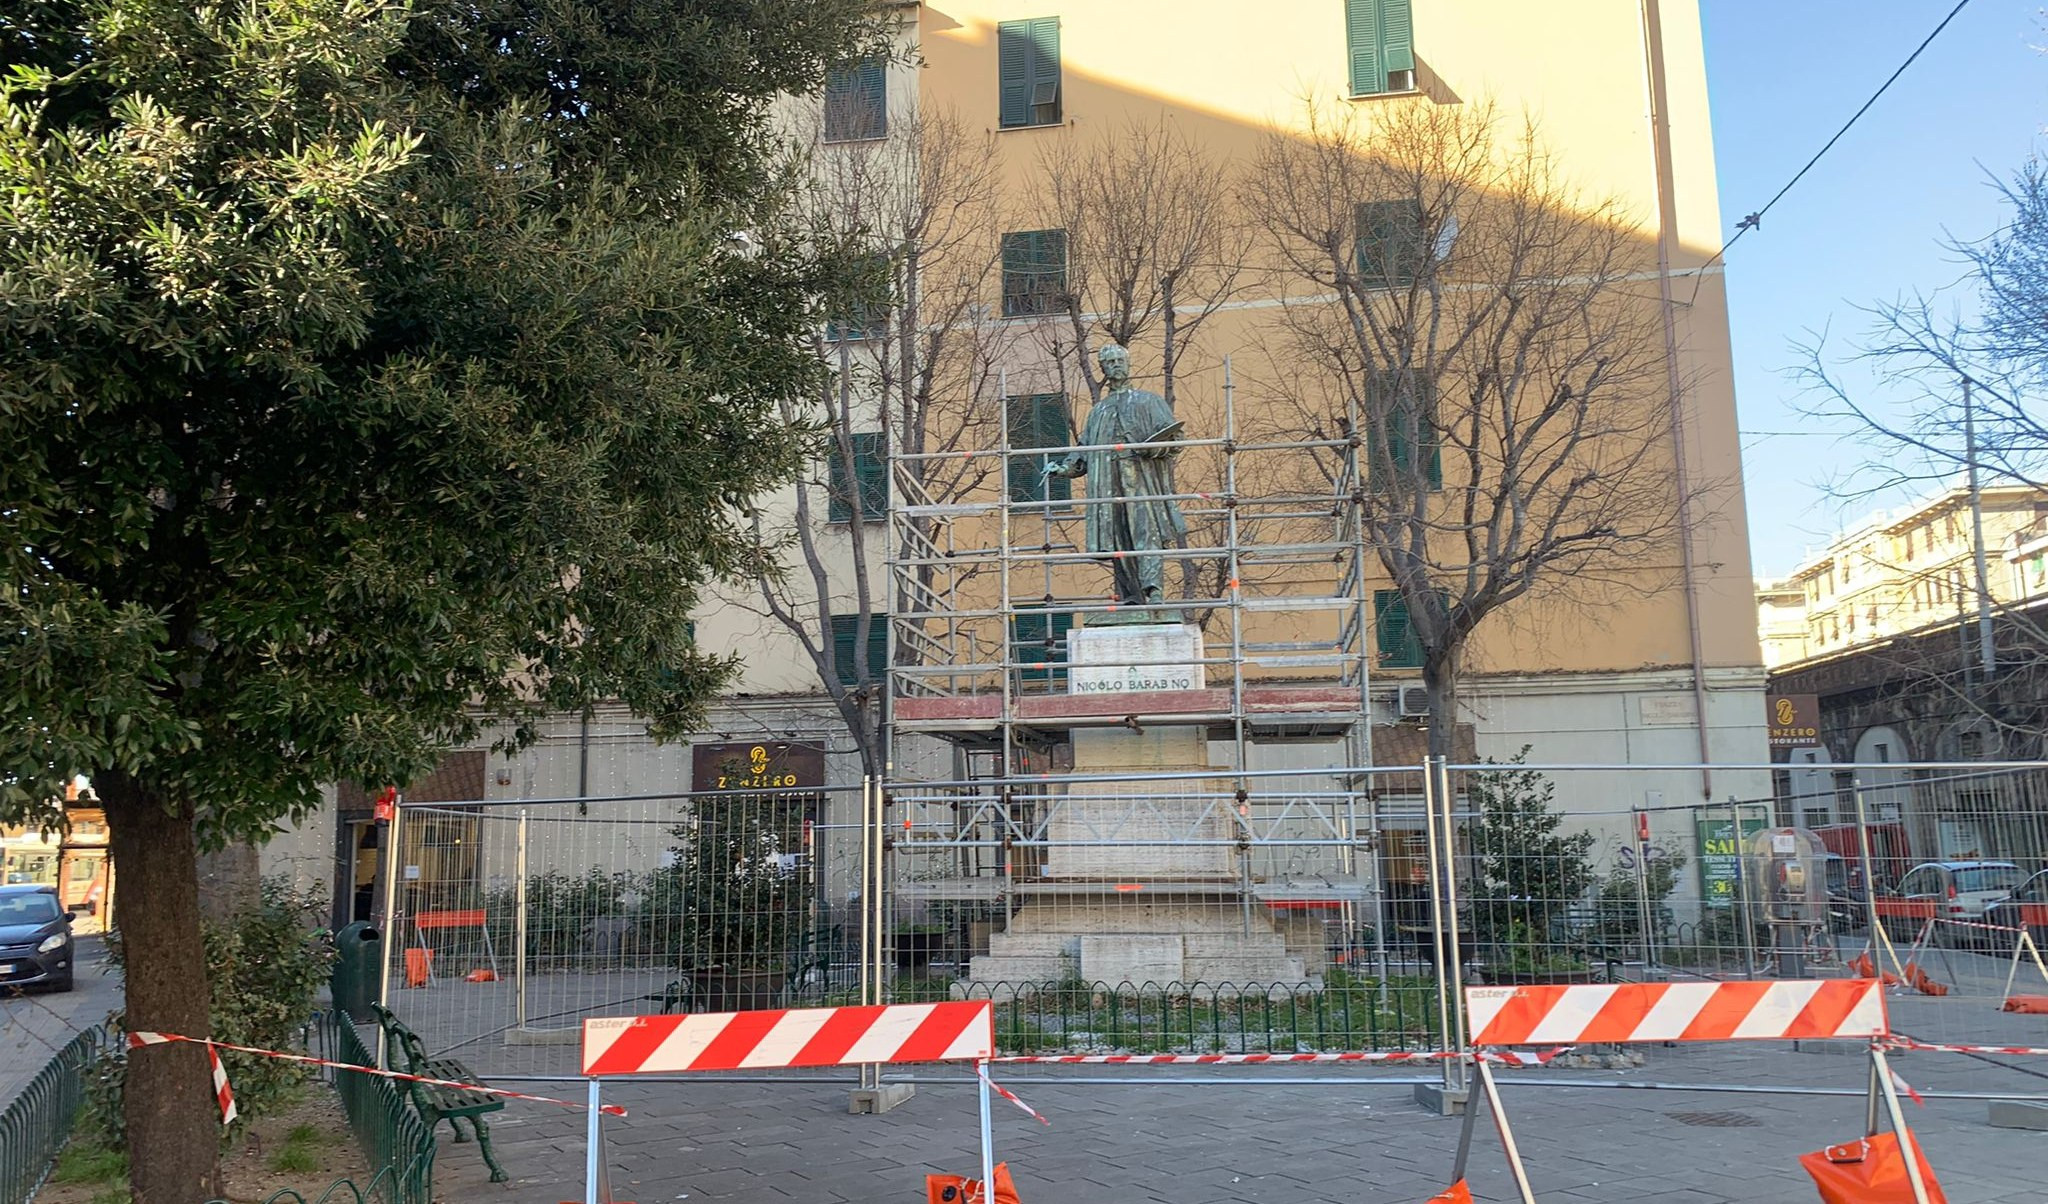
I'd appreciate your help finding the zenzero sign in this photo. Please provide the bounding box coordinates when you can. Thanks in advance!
[1767,694,1820,749]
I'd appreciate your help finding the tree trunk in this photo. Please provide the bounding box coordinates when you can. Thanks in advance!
[102,775,222,1204]
[1423,643,1462,762]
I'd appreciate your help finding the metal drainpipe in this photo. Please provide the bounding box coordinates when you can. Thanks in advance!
[1640,0,1713,797]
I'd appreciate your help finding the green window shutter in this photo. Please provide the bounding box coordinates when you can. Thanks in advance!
[999,18,1061,128]
[1345,0,1383,96]
[1006,393,1073,506]
[1011,605,1073,689]
[1347,0,1413,96]
[824,56,887,142]
[829,614,888,687]
[1001,229,1067,317]
[1355,200,1425,287]
[827,431,887,522]
[1381,0,1415,75]
[1366,376,1441,492]
[1373,589,1424,669]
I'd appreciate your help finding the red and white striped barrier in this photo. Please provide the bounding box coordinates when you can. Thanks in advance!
[988,1048,1565,1066]
[580,1001,994,1076]
[1466,979,1888,1046]
[575,1001,1005,1204]
[124,1031,624,1116]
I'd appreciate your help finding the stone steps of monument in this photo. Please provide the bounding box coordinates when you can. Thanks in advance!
[1004,903,1271,935]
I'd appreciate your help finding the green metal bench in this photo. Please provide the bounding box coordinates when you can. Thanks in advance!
[370,1003,508,1183]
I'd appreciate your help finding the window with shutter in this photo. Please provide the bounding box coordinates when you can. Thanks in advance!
[823,57,887,142]
[1011,605,1074,690]
[1366,374,1441,492]
[1346,0,1416,97]
[1005,393,1074,509]
[1001,229,1067,317]
[1373,589,1425,669]
[829,614,888,687]
[998,18,1062,128]
[1355,199,1426,288]
[827,431,888,523]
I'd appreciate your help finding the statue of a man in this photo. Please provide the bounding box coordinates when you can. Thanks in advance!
[1044,344,1188,619]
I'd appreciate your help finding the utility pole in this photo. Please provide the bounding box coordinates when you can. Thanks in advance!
[1964,377,1997,680]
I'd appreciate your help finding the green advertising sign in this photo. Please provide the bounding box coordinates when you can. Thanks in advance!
[1696,814,1769,910]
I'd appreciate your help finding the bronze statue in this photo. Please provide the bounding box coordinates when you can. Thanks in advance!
[1044,344,1187,621]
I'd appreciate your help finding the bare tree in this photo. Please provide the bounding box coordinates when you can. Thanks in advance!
[1243,100,1685,758]
[1032,115,1248,406]
[743,102,1015,775]
[1795,159,2048,742]
[1799,160,2048,498]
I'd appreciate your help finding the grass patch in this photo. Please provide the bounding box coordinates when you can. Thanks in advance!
[284,1122,325,1146]
[269,1141,322,1175]
[50,1139,126,1186]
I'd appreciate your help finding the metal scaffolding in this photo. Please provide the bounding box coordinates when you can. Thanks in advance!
[885,360,1379,768]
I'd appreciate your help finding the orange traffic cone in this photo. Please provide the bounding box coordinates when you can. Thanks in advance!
[925,1162,1022,1204]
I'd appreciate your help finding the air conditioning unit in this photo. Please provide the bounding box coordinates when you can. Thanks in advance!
[1396,684,1432,719]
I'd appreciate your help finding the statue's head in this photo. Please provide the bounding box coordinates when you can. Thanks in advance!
[1097,343,1130,386]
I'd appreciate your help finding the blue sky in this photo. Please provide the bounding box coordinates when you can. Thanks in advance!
[1701,2,2044,578]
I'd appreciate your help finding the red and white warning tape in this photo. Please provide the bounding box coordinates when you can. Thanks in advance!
[124,1031,626,1116]
[988,1048,1567,1067]
[975,1063,1050,1126]
[211,1044,237,1125]
[1884,1036,2048,1058]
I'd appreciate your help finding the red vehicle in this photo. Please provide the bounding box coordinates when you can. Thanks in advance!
[1810,822,1912,894]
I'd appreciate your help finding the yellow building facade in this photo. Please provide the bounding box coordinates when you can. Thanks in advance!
[1760,485,2048,670]
[757,0,1770,781]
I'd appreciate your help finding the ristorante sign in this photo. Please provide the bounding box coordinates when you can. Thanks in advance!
[1766,694,1821,749]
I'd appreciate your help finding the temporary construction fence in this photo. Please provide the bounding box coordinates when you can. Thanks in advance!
[367,758,2048,1103]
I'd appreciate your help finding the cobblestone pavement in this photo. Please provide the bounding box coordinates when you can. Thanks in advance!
[425,1043,2048,1204]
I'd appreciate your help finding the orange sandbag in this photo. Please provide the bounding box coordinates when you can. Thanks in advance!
[404,947,433,988]
[1799,1132,1947,1204]
[2003,994,2048,1014]
[926,1162,1022,1204]
[1423,1182,1473,1204]
[466,968,498,983]
[1849,952,1876,977]
[1901,962,1948,997]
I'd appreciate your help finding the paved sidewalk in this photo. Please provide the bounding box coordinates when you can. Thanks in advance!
[0,938,119,1107]
[429,1046,2048,1204]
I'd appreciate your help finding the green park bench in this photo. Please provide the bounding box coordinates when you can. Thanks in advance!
[370,1002,509,1183]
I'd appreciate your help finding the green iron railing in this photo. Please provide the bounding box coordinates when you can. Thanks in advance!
[322,1013,435,1204]
[0,1025,109,1204]
[198,1013,435,1204]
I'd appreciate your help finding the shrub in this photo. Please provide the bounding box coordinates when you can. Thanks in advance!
[93,876,333,1144]
[1467,750,1597,949]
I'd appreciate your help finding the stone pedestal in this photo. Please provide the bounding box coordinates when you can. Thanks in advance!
[964,624,1317,995]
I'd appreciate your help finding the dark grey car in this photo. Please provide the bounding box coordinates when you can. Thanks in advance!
[0,884,75,992]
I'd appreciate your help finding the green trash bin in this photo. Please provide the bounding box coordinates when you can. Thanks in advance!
[332,922,381,1023]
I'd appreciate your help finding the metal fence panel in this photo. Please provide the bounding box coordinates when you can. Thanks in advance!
[0,1025,106,1204]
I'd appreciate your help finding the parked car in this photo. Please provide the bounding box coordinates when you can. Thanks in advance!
[1873,860,2025,947]
[1983,869,2048,948]
[0,884,75,992]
